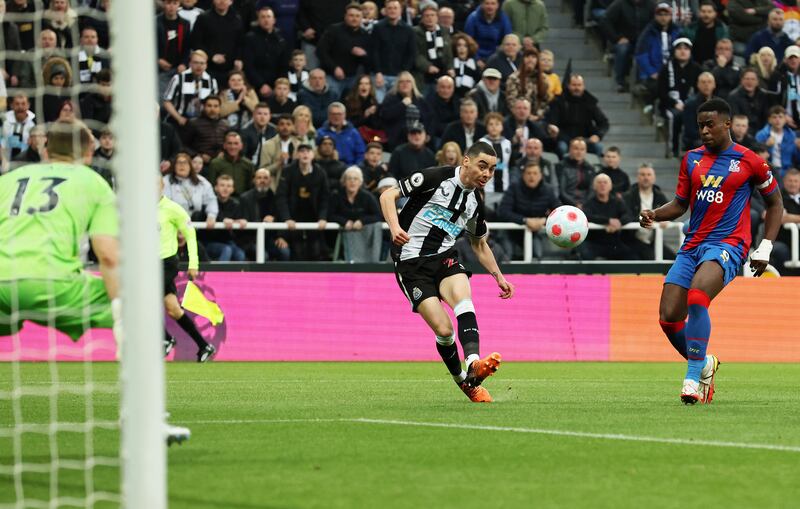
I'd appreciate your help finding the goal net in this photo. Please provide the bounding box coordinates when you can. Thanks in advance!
[0,2,164,508]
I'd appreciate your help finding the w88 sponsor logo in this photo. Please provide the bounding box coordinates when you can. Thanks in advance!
[696,189,724,203]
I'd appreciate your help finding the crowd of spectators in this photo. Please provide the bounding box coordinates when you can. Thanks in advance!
[0,0,798,270]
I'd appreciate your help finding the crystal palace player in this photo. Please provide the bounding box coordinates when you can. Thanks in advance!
[640,99,783,404]
[380,141,514,403]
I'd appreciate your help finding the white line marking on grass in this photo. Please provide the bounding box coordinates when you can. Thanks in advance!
[351,418,800,453]
[176,417,800,453]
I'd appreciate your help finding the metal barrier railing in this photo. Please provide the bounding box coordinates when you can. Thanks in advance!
[190,221,692,263]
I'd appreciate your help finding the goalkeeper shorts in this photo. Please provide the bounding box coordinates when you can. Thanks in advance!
[0,274,113,341]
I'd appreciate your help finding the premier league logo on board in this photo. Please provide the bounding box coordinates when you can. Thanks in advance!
[728,160,740,173]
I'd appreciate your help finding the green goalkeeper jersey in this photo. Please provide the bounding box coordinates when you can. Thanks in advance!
[0,162,118,281]
[158,195,199,270]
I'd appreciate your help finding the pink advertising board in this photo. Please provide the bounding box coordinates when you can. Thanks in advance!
[1,273,610,362]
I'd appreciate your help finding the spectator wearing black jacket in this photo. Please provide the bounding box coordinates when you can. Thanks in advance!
[239,168,290,260]
[728,67,775,136]
[779,45,800,128]
[658,38,703,157]
[547,74,610,156]
[497,161,560,258]
[466,67,508,118]
[242,6,289,99]
[389,123,437,180]
[317,4,371,99]
[157,0,191,95]
[703,38,739,100]
[191,0,244,84]
[370,0,416,103]
[328,166,383,262]
[601,0,655,92]
[728,0,773,51]
[484,34,522,83]
[441,99,487,153]
[378,72,433,150]
[296,0,350,67]
[681,72,717,150]
[622,163,671,260]
[503,97,560,158]
[425,75,460,147]
[556,137,596,208]
[579,173,637,260]
[597,146,630,198]
[359,142,391,198]
[276,143,331,260]
[160,120,183,174]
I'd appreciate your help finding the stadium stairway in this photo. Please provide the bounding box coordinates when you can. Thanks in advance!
[546,0,680,193]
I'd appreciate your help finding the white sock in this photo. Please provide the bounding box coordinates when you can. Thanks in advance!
[465,354,480,371]
[453,371,467,383]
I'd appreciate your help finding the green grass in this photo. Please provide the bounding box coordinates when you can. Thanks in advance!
[2,362,800,508]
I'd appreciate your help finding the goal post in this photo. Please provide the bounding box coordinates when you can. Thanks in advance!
[111,1,167,508]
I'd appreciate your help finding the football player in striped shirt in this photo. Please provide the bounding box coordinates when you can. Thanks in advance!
[380,142,514,403]
[640,98,783,404]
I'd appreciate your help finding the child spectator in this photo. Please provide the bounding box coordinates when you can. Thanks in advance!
[479,112,513,209]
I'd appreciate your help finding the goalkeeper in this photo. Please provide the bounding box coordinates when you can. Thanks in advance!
[0,120,121,341]
[159,177,216,362]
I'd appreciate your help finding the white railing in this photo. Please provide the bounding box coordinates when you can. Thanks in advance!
[784,223,800,269]
[189,221,687,263]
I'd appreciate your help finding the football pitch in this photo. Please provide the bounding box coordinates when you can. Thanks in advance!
[2,362,799,508]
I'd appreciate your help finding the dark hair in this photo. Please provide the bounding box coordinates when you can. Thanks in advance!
[699,0,716,9]
[605,146,620,155]
[740,66,758,79]
[366,141,383,151]
[769,105,786,116]
[291,49,305,59]
[466,141,497,159]
[169,151,200,185]
[751,142,768,154]
[202,95,221,105]
[275,113,293,123]
[345,2,362,12]
[697,98,731,118]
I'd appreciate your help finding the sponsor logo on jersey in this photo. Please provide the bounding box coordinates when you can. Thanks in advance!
[421,203,463,237]
[700,174,723,188]
[410,173,424,187]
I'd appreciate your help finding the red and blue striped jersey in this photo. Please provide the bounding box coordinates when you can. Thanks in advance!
[675,143,778,256]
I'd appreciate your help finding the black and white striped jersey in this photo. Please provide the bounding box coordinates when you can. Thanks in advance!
[393,165,488,261]
[163,70,219,119]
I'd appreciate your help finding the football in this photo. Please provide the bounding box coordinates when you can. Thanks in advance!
[546,205,589,249]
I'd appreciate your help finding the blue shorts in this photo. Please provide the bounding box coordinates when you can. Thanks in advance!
[665,242,744,289]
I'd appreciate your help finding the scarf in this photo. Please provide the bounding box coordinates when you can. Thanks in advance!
[454,57,477,90]
[425,26,444,61]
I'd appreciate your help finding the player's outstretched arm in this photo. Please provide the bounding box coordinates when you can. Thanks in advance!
[91,235,120,300]
[750,191,783,276]
[640,199,688,228]
[379,187,410,246]
[469,236,514,299]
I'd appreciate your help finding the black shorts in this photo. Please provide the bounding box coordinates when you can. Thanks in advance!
[163,256,179,296]
[394,249,471,312]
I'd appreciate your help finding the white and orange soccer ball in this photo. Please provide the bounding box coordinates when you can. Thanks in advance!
[546,205,589,249]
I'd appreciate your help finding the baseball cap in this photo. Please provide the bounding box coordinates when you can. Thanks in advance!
[482,68,502,80]
[786,45,800,59]
[297,142,313,151]
[655,2,671,12]
[408,122,425,133]
[672,37,693,49]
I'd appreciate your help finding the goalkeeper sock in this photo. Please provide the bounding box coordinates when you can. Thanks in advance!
[684,289,711,382]
[176,313,209,349]
[659,320,687,359]
[435,334,465,382]
[454,300,479,361]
